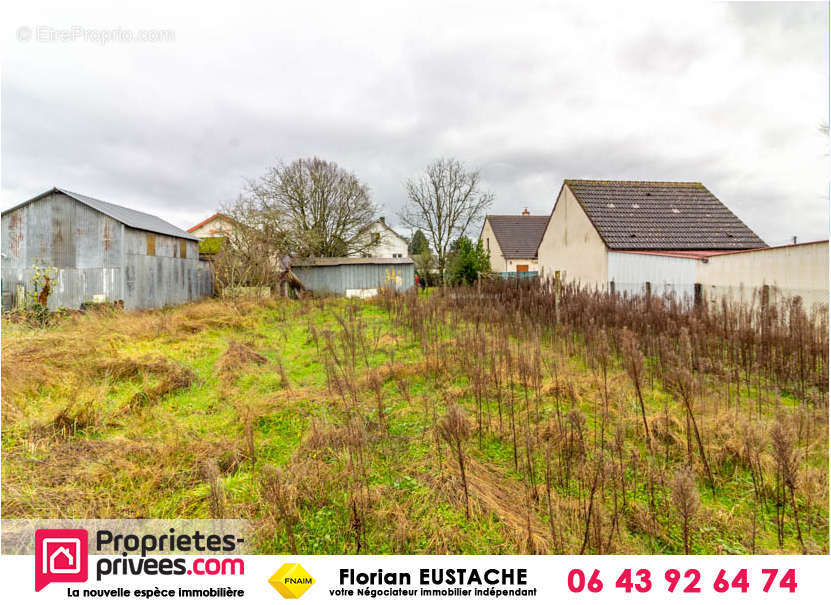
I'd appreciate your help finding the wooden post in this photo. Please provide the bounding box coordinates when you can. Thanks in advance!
[15,283,25,309]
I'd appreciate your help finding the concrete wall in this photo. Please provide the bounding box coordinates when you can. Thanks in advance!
[608,243,829,310]
[293,261,414,295]
[608,252,697,301]
[537,184,608,288]
[1,192,212,311]
[697,241,828,310]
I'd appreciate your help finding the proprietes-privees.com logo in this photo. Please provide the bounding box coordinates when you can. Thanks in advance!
[34,528,245,592]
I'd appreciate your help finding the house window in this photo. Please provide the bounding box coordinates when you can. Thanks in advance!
[372,232,381,244]
[146,234,156,256]
[392,253,402,258]
[179,240,187,259]
[486,238,489,251]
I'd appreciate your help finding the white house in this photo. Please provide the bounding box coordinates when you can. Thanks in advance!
[353,217,409,258]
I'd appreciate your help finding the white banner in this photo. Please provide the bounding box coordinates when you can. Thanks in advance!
[2,553,828,604]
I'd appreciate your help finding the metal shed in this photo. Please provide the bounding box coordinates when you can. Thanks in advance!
[292,257,414,297]
[1,187,213,311]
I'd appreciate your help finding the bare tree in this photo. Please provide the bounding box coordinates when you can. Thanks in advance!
[400,158,494,282]
[214,195,288,295]
[245,157,378,258]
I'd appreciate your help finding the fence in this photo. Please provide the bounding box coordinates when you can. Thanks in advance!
[499,271,539,280]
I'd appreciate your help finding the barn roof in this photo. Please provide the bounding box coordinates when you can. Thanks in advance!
[563,180,766,250]
[484,215,549,259]
[2,187,198,241]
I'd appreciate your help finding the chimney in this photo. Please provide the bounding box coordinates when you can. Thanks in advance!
[792,235,797,245]
[521,208,530,216]
[379,217,385,224]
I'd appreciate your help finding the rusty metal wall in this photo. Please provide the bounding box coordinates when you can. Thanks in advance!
[2,192,212,311]
[123,227,211,309]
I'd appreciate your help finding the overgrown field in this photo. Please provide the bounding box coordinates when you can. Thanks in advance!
[2,282,828,554]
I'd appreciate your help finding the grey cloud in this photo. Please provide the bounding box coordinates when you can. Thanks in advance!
[1,1,827,244]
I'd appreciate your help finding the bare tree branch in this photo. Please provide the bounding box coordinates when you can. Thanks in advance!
[249,157,378,257]
[399,158,494,282]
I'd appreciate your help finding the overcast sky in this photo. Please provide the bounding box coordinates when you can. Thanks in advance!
[1,1,828,244]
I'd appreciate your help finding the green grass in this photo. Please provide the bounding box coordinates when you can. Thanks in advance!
[1,296,827,554]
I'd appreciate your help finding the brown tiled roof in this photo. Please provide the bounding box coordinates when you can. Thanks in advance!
[564,180,766,250]
[485,215,549,258]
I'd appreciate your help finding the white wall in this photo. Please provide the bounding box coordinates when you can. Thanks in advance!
[481,219,507,271]
[351,221,409,258]
[608,243,829,311]
[537,184,608,287]
[608,252,697,301]
[697,241,829,310]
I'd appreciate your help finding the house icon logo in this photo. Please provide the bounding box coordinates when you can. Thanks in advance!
[35,529,88,591]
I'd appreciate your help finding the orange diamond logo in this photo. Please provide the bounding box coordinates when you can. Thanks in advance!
[269,563,315,599]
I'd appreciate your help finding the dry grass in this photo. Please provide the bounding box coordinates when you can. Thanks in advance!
[217,340,267,376]
[3,288,828,555]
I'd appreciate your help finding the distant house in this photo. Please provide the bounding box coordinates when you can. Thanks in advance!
[480,209,549,275]
[1,188,212,310]
[188,213,235,239]
[352,218,409,258]
[187,213,239,256]
[537,180,767,290]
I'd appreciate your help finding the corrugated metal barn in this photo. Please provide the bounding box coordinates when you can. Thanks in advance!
[292,257,414,297]
[1,187,213,311]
